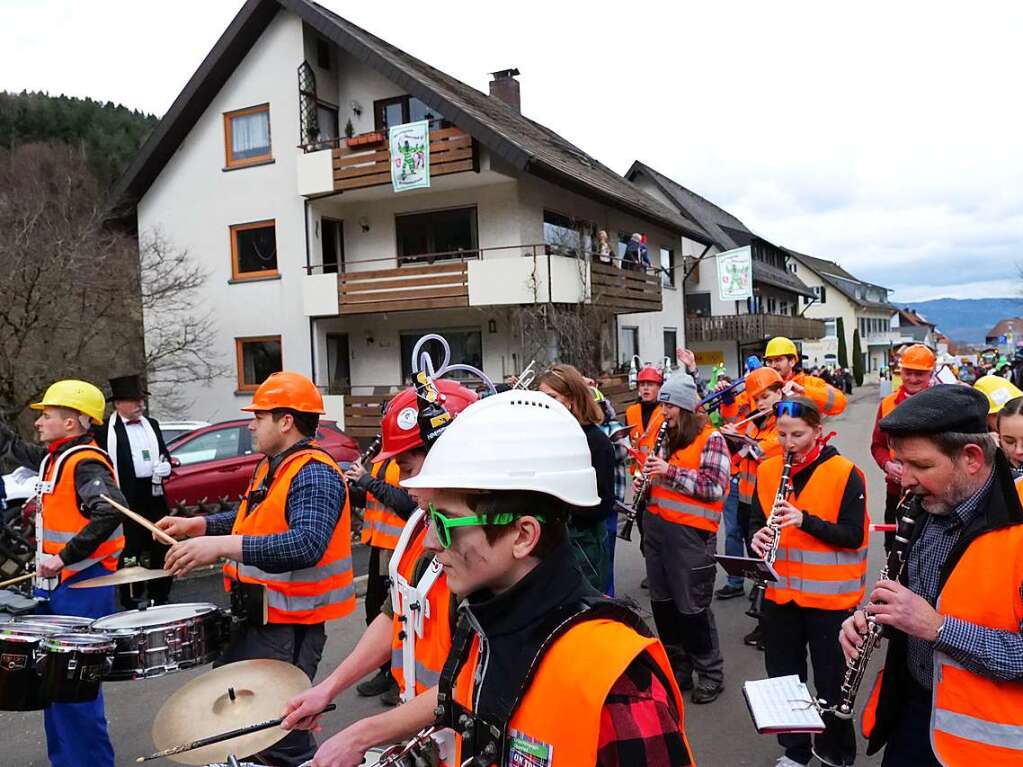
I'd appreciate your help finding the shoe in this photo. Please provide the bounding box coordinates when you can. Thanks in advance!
[757,637,766,651]
[641,577,649,589]
[691,682,724,704]
[743,626,762,646]
[715,584,745,600]
[775,757,809,767]
[355,669,393,697]
[379,678,400,707]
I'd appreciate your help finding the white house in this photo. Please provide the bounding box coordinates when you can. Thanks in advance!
[110,0,715,431]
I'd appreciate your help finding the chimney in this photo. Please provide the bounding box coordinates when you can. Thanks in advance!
[489,68,521,112]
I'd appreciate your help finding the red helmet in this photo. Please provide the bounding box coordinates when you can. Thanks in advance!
[637,366,663,385]
[376,379,479,462]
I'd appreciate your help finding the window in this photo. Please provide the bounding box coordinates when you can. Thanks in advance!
[660,248,675,288]
[621,326,639,363]
[687,292,712,318]
[326,333,350,394]
[315,38,331,70]
[396,207,477,264]
[231,220,278,279]
[374,95,447,131]
[823,317,838,338]
[400,330,481,383]
[315,102,339,144]
[236,336,282,392]
[171,426,251,466]
[224,104,272,168]
[767,297,777,314]
[543,210,594,257]
[321,219,343,274]
[804,285,827,305]
[663,329,678,362]
[789,262,798,273]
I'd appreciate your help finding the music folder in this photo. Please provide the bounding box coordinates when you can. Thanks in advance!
[743,675,827,734]
[714,554,780,583]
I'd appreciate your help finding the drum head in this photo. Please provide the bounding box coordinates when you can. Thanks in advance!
[1,622,63,638]
[92,603,218,630]
[14,615,93,629]
[40,633,117,653]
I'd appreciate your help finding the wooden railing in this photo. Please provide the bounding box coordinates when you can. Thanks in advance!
[590,262,662,313]
[685,314,825,343]
[339,261,470,316]
[343,394,395,439]
[331,127,475,192]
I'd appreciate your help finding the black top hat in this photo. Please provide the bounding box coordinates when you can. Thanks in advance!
[108,374,149,402]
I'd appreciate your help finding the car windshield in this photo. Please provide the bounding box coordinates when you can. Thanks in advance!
[171,426,250,466]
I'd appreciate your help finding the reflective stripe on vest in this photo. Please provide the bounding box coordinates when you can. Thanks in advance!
[648,425,725,532]
[770,575,867,594]
[362,459,404,550]
[932,707,1023,751]
[390,648,441,689]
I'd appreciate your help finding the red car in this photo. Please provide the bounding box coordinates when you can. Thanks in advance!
[164,419,359,511]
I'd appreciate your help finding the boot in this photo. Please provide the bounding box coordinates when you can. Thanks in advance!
[664,644,694,691]
[355,669,393,697]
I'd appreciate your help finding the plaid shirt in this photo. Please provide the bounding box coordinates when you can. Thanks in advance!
[599,418,629,504]
[663,430,731,502]
[906,471,1023,687]
[596,655,692,766]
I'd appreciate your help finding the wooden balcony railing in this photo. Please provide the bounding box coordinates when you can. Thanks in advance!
[685,313,825,343]
[590,262,662,313]
[331,127,475,192]
[339,261,470,316]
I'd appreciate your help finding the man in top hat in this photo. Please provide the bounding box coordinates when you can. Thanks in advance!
[94,374,173,607]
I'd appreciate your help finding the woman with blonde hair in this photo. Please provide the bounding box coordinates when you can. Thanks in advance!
[538,363,615,591]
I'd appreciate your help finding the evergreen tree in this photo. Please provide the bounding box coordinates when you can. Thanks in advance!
[837,317,849,368]
[852,329,865,386]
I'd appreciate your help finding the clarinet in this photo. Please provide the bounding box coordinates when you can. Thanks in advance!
[357,433,382,466]
[618,421,669,542]
[746,451,794,619]
[831,492,924,719]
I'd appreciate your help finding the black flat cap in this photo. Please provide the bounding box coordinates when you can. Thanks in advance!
[879,384,989,435]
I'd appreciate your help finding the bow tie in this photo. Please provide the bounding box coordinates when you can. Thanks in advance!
[126,419,142,425]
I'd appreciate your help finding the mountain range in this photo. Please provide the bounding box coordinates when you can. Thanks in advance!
[903,298,1023,344]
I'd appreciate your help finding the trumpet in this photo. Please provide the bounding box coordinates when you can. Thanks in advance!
[747,451,794,619]
[617,420,669,541]
[512,360,536,390]
[698,377,746,414]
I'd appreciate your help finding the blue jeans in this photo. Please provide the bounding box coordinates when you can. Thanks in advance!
[36,563,117,767]
[604,510,618,596]
[722,477,744,587]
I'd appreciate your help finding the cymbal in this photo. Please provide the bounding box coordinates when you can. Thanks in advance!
[69,566,173,589]
[152,659,311,765]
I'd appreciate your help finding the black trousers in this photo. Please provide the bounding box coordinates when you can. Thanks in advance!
[880,678,940,766]
[364,545,391,675]
[119,480,172,608]
[215,622,327,766]
[883,490,901,555]
[762,600,856,765]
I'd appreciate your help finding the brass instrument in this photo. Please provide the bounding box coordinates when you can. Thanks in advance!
[747,451,794,619]
[830,492,924,719]
[512,360,536,390]
[617,420,669,541]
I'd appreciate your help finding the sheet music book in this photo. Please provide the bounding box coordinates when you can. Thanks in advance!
[714,554,780,583]
[743,675,826,734]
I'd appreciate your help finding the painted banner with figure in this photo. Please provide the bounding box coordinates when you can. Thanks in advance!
[390,120,430,191]
[716,245,753,302]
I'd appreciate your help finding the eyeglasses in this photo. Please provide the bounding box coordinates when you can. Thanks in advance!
[427,502,545,549]
[775,400,819,419]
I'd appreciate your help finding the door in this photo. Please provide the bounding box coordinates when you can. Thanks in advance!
[326,333,351,394]
[322,219,344,274]
[164,423,258,508]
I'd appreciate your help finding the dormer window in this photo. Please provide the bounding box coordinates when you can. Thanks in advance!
[224,104,272,169]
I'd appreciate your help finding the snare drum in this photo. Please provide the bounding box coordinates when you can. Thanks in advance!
[90,603,227,680]
[37,633,116,703]
[13,614,94,632]
[0,622,60,710]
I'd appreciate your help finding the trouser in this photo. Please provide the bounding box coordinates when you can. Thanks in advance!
[365,546,393,675]
[722,478,744,587]
[119,482,172,608]
[762,600,856,765]
[215,622,328,766]
[737,500,754,554]
[569,520,609,593]
[36,563,116,767]
[604,508,619,596]
[883,490,901,555]
[879,677,940,766]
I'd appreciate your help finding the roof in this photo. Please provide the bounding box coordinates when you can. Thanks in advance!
[985,318,1023,339]
[784,248,895,311]
[898,307,936,328]
[109,0,711,241]
[626,161,813,297]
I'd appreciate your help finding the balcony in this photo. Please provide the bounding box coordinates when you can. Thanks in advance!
[685,313,825,343]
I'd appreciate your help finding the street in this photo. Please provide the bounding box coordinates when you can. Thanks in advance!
[1,386,887,766]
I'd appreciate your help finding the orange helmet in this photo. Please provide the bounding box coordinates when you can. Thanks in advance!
[241,371,325,414]
[900,344,936,372]
[745,367,784,400]
[637,366,663,385]
[377,379,478,461]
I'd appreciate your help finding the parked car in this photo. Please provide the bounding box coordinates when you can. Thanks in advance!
[163,419,359,511]
[161,420,211,445]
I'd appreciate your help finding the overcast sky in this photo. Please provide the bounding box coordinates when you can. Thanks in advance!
[5,0,1022,304]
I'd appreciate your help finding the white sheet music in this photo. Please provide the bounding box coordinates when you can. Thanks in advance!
[743,675,826,734]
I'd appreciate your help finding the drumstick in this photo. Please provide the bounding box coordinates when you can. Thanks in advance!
[0,572,35,589]
[135,704,337,762]
[100,494,178,546]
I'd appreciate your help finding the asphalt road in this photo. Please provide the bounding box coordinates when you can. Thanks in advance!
[1,385,888,766]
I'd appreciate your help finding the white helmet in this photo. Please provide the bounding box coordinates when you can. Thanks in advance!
[401,389,599,506]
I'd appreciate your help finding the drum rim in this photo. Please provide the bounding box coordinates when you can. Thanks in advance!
[40,633,117,652]
[12,615,92,624]
[91,602,219,629]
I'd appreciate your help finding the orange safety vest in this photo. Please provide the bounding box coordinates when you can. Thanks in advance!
[626,402,665,476]
[389,509,453,700]
[756,453,869,610]
[360,459,405,550]
[38,442,124,582]
[648,425,725,533]
[719,389,751,424]
[450,617,694,766]
[791,372,846,416]
[735,416,781,505]
[877,390,906,462]
[223,448,355,625]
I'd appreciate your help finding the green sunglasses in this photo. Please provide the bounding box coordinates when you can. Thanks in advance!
[427,502,546,549]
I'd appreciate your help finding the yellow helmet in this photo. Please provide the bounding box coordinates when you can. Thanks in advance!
[31,379,106,424]
[973,375,1023,415]
[764,336,798,359]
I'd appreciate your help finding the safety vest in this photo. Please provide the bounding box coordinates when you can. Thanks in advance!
[626,402,665,476]
[647,424,725,533]
[791,372,846,416]
[37,442,125,583]
[360,459,405,550]
[450,617,693,766]
[735,416,780,505]
[719,390,751,424]
[757,453,869,610]
[877,390,906,463]
[223,448,355,625]
[929,524,1023,764]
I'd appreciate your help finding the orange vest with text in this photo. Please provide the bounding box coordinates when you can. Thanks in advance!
[648,425,725,533]
[450,618,694,766]
[361,459,405,550]
[223,448,354,624]
[626,402,665,477]
[39,442,124,582]
[757,453,869,610]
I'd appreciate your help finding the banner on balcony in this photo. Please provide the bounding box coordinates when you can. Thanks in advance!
[390,120,430,192]
[716,246,753,302]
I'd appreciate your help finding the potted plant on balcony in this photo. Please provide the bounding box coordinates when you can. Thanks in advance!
[346,129,386,148]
